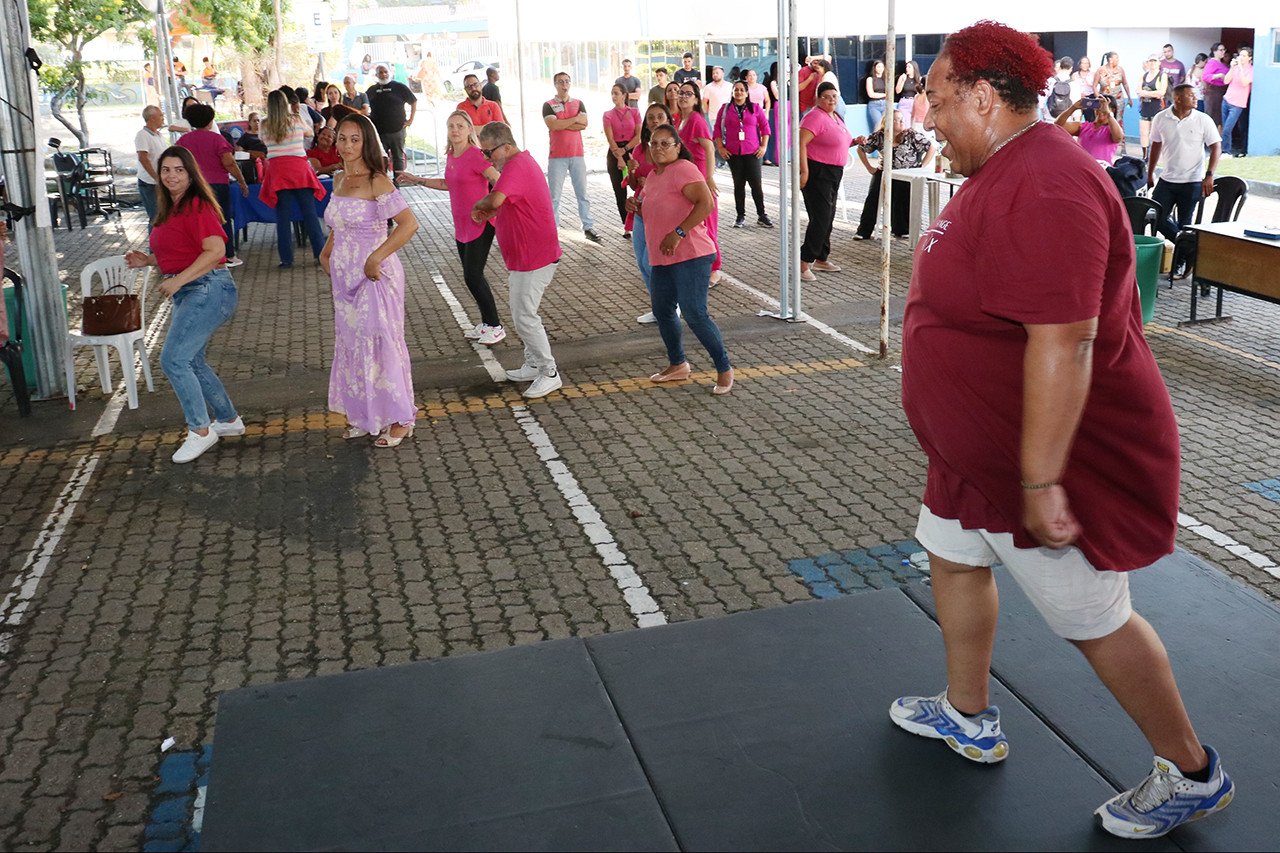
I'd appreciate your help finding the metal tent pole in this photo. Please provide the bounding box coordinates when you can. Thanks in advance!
[879,0,896,359]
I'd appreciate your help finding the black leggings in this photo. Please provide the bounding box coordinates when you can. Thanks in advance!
[727,154,766,219]
[606,150,631,226]
[456,223,501,327]
[801,160,843,263]
[856,170,911,238]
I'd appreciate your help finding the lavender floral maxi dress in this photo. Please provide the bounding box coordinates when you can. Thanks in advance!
[324,189,417,433]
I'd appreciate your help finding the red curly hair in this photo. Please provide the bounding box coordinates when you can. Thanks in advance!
[940,20,1054,112]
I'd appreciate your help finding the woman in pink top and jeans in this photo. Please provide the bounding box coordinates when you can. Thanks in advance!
[1221,47,1252,157]
[627,124,733,395]
[674,81,722,283]
[398,111,506,345]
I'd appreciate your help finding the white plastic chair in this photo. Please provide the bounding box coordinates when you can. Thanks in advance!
[65,256,154,410]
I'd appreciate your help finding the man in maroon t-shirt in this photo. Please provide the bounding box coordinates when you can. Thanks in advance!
[892,21,1231,841]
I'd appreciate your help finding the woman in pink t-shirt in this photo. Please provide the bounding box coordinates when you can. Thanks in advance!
[603,84,642,234]
[674,80,722,281]
[627,104,673,324]
[627,124,733,395]
[177,102,249,266]
[799,82,855,281]
[1221,47,1252,157]
[398,111,505,344]
[1055,94,1123,165]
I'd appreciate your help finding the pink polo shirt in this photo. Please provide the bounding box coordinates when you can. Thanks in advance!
[446,144,491,243]
[177,128,233,185]
[492,150,561,272]
[602,106,641,149]
[643,160,716,267]
[543,97,586,159]
[800,107,853,166]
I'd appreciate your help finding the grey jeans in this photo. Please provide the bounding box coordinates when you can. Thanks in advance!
[379,127,407,171]
[508,261,558,374]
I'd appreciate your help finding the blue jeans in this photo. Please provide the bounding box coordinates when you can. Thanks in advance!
[138,180,157,230]
[546,156,594,230]
[274,187,326,266]
[631,214,651,292]
[1220,101,1245,155]
[161,269,239,431]
[867,99,886,132]
[651,253,731,373]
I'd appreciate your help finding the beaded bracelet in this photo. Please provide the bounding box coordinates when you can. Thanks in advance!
[1021,480,1060,490]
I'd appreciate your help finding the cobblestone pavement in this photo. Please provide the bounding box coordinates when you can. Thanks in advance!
[0,163,1278,850]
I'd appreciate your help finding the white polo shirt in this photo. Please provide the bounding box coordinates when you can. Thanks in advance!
[1150,107,1221,184]
[134,126,169,185]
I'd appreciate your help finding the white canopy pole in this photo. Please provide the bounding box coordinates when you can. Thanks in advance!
[879,0,896,359]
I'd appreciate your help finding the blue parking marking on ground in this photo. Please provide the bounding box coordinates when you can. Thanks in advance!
[1244,480,1280,504]
[144,745,211,852]
[787,540,928,598]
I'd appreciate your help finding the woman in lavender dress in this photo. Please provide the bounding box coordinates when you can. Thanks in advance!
[319,113,420,448]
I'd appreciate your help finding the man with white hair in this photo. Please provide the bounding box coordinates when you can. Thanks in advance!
[134,104,168,227]
[341,75,370,115]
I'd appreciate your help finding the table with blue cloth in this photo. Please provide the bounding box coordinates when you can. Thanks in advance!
[231,177,333,241]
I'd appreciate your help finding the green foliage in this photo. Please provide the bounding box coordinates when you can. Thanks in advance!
[28,0,148,56]
[182,0,285,52]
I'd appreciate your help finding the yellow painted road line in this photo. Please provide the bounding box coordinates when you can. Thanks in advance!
[0,356,868,467]
[1147,322,1280,374]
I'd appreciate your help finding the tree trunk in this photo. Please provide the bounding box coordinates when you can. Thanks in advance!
[48,88,84,146]
[72,56,89,148]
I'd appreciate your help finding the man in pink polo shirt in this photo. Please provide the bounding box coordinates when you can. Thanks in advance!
[543,72,601,243]
[471,122,565,399]
[457,74,505,127]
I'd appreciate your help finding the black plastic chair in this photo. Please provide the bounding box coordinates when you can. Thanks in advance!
[1,268,33,417]
[1123,196,1165,237]
[1171,176,1249,288]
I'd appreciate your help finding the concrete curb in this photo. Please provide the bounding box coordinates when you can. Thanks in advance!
[1246,179,1280,200]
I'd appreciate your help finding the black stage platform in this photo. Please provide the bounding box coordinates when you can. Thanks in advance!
[202,549,1277,851]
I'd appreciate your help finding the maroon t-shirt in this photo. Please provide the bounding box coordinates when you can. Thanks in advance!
[901,122,1179,572]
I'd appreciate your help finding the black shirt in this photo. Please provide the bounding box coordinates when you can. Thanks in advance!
[482,81,501,103]
[673,68,702,85]
[366,81,417,134]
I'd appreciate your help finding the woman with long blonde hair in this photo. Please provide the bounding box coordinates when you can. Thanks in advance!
[259,88,327,267]
[398,111,505,343]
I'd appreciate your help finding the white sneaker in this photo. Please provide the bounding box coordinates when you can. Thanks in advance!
[172,430,219,463]
[476,324,506,345]
[211,416,245,436]
[504,363,541,382]
[463,324,484,340]
[225,257,244,268]
[637,312,657,324]
[523,371,563,398]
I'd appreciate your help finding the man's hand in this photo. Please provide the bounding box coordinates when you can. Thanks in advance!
[1201,175,1214,196]
[1023,485,1081,549]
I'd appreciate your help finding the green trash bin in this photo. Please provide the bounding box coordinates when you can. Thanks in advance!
[1134,235,1163,324]
[3,281,69,390]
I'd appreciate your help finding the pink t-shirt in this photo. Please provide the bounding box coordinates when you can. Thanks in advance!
[602,106,641,148]
[643,159,716,267]
[1225,64,1252,108]
[1077,120,1118,164]
[800,108,853,166]
[491,150,561,272]
[675,112,712,174]
[445,144,491,243]
[177,129,233,184]
[747,83,768,108]
[544,98,585,159]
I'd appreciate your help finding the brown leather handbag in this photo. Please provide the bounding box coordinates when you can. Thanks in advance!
[82,284,141,335]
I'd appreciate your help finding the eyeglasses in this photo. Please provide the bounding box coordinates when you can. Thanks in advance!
[648,140,679,149]
[480,144,504,159]
[555,78,571,85]
[677,91,696,98]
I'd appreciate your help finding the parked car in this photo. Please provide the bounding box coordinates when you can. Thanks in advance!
[443,58,500,95]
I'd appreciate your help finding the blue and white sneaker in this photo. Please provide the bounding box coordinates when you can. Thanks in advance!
[889,690,1009,764]
[1095,745,1233,839]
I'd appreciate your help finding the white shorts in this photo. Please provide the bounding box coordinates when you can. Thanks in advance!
[915,505,1132,641]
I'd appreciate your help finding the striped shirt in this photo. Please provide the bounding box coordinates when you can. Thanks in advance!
[265,118,309,159]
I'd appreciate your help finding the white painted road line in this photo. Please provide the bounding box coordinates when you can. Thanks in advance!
[1178,511,1280,580]
[717,271,878,355]
[0,454,101,654]
[417,225,669,627]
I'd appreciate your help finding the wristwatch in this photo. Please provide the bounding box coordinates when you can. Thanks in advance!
[674,226,687,238]
[1204,171,1213,177]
